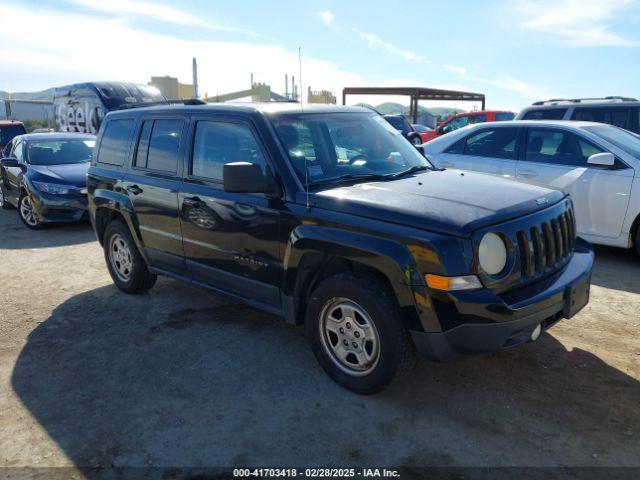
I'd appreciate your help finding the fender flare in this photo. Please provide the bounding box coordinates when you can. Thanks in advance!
[282,225,430,326]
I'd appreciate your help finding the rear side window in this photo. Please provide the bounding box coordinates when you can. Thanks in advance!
[464,127,518,159]
[522,108,567,120]
[572,107,632,130]
[191,121,267,181]
[495,112,515,121]
[98,119,134,166]
[136,119,184,173]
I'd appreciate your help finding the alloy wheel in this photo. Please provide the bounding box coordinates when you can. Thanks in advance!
[19,196,38,227]
[319,298,381,376]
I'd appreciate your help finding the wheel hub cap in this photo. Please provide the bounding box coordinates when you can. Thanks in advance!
[319,298,380,376]
[109,234,133,282]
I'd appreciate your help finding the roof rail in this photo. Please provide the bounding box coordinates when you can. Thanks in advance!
[115,98,207,110]
[531,96,638,106]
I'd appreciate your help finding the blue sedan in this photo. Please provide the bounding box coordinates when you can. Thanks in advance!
[0,132,96,229]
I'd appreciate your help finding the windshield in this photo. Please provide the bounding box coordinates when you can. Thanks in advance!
[582,125,640,160]
[271,112,432,185]
[28,139,95,165]
[0,124,26,146]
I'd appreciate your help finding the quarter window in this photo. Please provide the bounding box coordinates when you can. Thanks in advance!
[98,119,134,166]
[572,107,631,130]
[522,108,567,120]
[463,127,518,159]
[191,121,266,181]
[525,129,603,167]
[145,119,184,173]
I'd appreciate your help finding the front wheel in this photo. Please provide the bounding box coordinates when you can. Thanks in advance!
[306,272,415,394]
[103,220,157,294]
[635,226,640,257]
[18,194,43,229]
[409,134,423,146]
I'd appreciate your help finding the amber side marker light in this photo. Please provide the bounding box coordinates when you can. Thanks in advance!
[425,274,482,291]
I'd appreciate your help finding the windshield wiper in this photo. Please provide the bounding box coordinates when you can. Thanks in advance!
[388,165,431,178]
[310,173,388,187]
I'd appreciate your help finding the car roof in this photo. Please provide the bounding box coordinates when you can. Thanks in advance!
[0,120,25,126]
[105,102,372,119]
[464,120,606,129]
[19,132,96,142]
[524,99,639,108]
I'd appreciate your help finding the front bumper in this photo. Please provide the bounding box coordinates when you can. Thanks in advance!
[29,189,88,223]
[411,238,594,361]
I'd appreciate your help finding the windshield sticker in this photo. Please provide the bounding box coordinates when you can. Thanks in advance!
[373,115,402,135]
[308,164,324,177]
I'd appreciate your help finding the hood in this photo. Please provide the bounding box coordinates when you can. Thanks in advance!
[28,163,89,188]
[312,169,565,237]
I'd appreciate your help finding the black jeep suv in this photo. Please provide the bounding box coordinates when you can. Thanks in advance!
[87,103,594,393]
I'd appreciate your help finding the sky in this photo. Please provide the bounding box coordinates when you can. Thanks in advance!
[1,0,640,112]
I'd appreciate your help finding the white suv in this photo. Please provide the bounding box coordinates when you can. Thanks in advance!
[516,97,640,134]
[423,120,640,254]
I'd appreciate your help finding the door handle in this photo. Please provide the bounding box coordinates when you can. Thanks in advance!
[183,196,206,208]
[519,170,538,178]
[126,185,143,195]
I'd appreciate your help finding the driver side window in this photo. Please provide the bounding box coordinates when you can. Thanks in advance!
[12,140,23,162]
[191,121,267,181]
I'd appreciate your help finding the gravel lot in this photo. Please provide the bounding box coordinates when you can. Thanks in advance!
[0,206,639,476]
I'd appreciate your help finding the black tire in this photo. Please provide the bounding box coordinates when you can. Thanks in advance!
[409,133,423,146]
[0,185,11,210]
[103,220,157,294]
[306,272,415,394]
[635,226,640,257]
[18,194,44,229]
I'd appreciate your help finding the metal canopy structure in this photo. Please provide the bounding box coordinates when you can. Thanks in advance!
[342,87,486,124]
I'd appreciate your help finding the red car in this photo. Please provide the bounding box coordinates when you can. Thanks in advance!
[421,110,515,142]
[0,120,27,155]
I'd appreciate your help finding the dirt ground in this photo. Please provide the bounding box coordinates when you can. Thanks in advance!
[0,206,639,476]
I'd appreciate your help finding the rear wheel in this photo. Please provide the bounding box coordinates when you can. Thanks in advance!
[306,272,415,394]
[409,134,423,146]
[18,194,43,229]
[0,186,11,210]
[104,220,157,294]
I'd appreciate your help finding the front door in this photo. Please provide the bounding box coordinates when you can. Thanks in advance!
[124,116,187,273]
[178,118,282,310]
[516,127,634,239]
[2,138,25,206]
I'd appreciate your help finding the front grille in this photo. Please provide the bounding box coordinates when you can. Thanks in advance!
[515,204,576,280]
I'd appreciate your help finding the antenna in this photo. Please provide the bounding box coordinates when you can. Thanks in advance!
[299,47,310,210]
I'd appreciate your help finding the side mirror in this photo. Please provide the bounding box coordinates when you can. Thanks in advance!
[223,162,275,194]
[587,152,615,167]
[0,157,21,169]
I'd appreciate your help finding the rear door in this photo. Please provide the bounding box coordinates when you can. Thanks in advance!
[515,126,634,238]
[178,116,282,310]
[124,116,187,273]
[439,126,519,178]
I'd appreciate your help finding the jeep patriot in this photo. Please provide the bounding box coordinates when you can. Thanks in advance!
[87,103,594,393]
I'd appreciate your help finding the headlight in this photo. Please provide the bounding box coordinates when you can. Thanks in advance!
[478,232,507,276]
[33,182,71,195]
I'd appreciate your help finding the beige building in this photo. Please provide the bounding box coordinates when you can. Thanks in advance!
[149,76,195,99]
[307,88,336,104]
